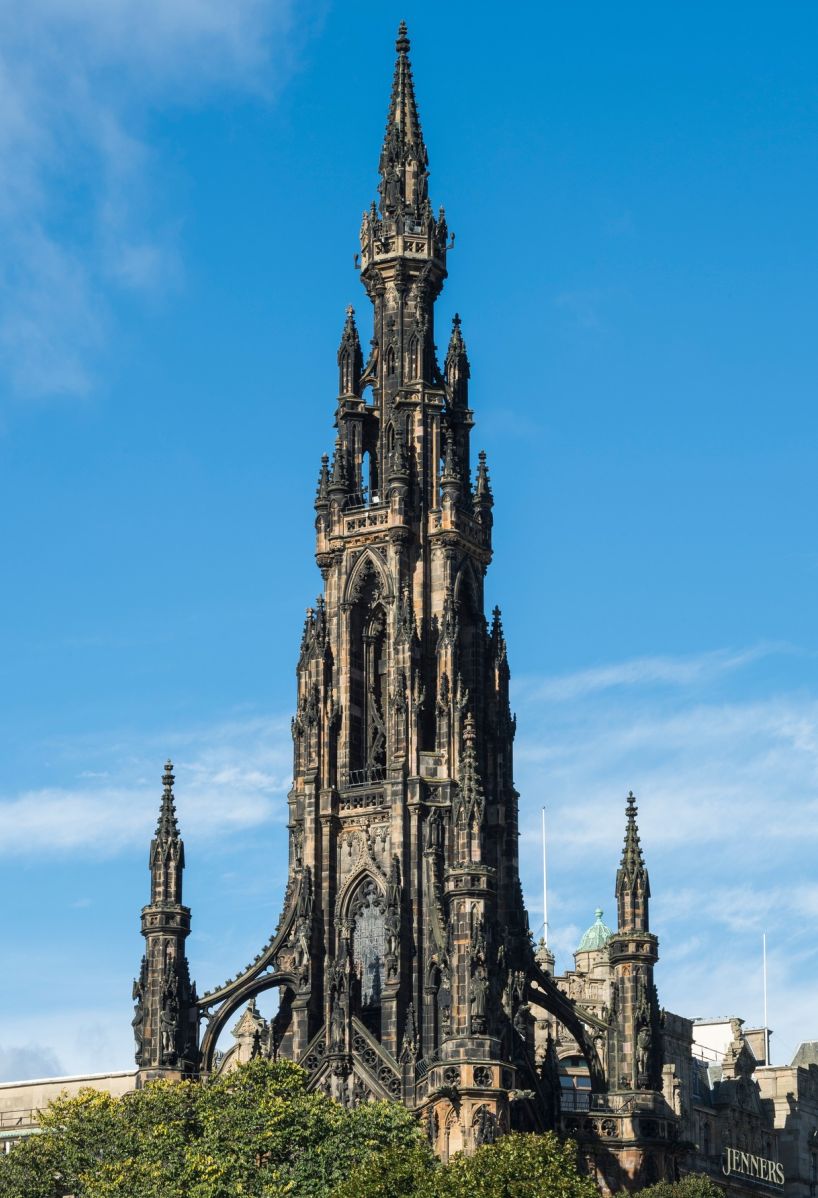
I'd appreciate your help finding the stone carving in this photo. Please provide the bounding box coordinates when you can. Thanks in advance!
[472,1105,498,1146]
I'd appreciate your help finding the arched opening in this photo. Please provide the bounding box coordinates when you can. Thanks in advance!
[455,564,482,705]
[407,335,419,380]
[347,561,388,784]
[340,348,352,394]
[386,345,396,377]
[347,875,386,1037]
[198,971,299,1074]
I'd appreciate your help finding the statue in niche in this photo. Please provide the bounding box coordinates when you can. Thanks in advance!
[131,955,147,1062]
[425,807,443,851]
[636,1025,652,1087]
[473,1105,497,1146]
[471,961,489,1034]
[160,989,178,1063]
[330,982,346,1053]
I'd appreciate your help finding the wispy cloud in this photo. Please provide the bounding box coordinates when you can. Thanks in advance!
[516,643,785,703]
[0,713,292,857]
[0,0,314,399]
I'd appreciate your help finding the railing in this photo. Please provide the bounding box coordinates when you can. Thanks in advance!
[561,1090,670,1116]
[346,766,386,787]
[339,788,385,812]
[0,1109,40,1130]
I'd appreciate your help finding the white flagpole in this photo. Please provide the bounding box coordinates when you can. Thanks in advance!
[763,932,770,1064]
[542,805,548,946]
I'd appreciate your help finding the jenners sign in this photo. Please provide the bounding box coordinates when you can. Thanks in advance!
[722,1147,784,1187]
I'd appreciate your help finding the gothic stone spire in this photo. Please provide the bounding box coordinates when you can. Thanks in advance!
[337,306,363,398]
[615,790,650,933]
[134,760,198,1080]
[379,21,429,218]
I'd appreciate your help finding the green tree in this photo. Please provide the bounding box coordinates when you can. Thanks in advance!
[431,1131,599,1198]
[303,1101,430,1197]
[636,1175,724,1198]
[0,1060,429,1198]
[330,1143,438,1198]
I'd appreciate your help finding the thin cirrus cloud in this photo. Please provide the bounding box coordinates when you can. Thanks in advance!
[515,642,787,703]
[0,0,315,399]
[0,713,293,857]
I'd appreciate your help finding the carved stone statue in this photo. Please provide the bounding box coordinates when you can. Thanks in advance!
[471,962,489,1033]
[636,1024,652,1086]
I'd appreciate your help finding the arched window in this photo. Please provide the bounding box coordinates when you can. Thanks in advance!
[407,335,419,380]
[350,878,386,1035]
[386,345,396,377]
[348,562,388,783]
[340,349,351,394]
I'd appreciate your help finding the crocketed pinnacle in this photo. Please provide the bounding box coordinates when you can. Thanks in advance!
[447,313,467,361]
[156,760,180,843]
[379,22,429,215]
[329,435,349,491]
[337,306,363,395]
[459,714,485,815]
[474,450,493,506]
[385,22,425,153]
[441,430,461,484]
[315,454,329,505]
[615,791,650,896]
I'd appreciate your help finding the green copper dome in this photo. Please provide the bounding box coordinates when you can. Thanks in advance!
[577,909,612,952]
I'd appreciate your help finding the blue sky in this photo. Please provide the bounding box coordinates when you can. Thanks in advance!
[1,0,817,1080]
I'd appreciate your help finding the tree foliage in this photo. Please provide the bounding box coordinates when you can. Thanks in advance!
[635,1175,725,1198]
[332,1129,598,1198]
[0,1062,600,1198]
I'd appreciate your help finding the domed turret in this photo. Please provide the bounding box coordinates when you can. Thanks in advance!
[577,908,612,953]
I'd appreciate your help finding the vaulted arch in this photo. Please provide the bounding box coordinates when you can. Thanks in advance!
[198,969,298,1073]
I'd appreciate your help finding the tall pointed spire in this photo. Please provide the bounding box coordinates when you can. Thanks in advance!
[154,759,181,846]
[379,22,428,217]
[615,790,650,932]
[150,759,184,903]
[135,761,198,1079]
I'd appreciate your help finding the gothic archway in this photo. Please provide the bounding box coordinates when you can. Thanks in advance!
[198,969,299,1073]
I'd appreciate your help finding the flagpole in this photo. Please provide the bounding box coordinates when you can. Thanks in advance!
[763,932,770,1064]
[542,805,548,946]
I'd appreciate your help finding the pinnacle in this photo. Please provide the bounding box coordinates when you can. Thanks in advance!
[619,790,647,881]
[156,759,180,842]
[396,20,410,54]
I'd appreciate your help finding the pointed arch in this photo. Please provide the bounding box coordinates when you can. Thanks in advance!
[406,334,419,380]
[386,345,396,377]
[336,863,387,924]
[340,348,352,394]
[453,557,481,615]
[343,549,394,607]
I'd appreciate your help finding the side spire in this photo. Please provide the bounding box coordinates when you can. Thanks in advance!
[155,759,181,845]
[615,791,650,932]
[134,760,198,1079]
[445,313,470,408]
[337,306,363,398]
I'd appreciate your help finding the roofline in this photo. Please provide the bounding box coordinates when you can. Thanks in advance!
[0,1070,138,1090]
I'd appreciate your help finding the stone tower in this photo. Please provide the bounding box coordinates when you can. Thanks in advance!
[132,761,198,1083]
[290,21,534,1152]
[608,792,660,1094]
[191,22,535,1153]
